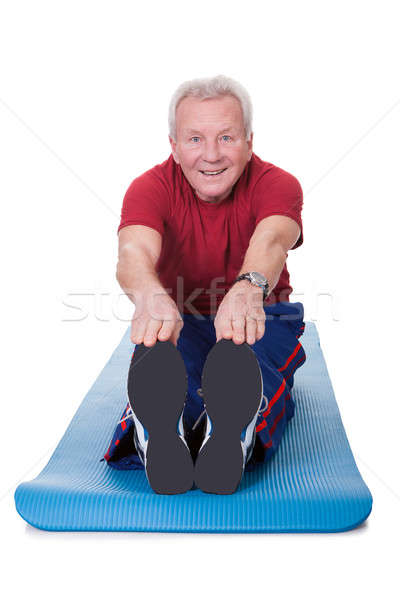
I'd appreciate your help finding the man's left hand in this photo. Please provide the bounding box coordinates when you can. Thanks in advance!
[214,280,266,345]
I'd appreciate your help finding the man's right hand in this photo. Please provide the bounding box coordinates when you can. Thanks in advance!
[130,287,184,347]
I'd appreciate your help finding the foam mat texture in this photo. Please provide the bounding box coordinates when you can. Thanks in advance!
[14,323,372,532]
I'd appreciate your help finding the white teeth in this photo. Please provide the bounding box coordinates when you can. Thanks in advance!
[202,169,225,175]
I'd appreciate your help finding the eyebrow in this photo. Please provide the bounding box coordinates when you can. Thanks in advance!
[185,127,238,135]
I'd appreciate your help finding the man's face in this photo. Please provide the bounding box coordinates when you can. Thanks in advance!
[169,94,253,204]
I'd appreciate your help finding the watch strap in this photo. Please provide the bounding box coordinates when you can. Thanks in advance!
[234,272,269,300]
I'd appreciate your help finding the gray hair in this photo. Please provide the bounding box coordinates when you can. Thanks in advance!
[168,74,253,142]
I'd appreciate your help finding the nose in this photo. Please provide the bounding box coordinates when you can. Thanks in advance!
[202,139,222,163]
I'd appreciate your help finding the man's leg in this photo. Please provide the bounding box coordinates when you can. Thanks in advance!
[103,313,216,476]
[176,313,216,460]
[103,302,306,486]
[126,340,194,494]
[193,338,263,494]
[178,302,306,491]
[247,301,306,468]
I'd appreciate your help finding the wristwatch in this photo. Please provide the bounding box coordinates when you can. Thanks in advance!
[234,271,270,299]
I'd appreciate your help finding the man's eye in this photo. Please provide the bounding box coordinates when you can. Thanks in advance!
[221,135,232,142]
[191,136,201,143]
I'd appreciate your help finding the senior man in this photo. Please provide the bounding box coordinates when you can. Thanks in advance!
[103,75,306,495]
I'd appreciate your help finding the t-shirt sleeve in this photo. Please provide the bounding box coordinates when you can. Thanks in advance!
[252,169,304,249]
[118,170,170,237]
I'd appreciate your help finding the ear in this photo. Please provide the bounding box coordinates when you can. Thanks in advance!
[247,132,254,161]
[169,135,180,164]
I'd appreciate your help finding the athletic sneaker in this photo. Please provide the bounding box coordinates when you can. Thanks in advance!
[193,339,264,494]
[127,340,194,494]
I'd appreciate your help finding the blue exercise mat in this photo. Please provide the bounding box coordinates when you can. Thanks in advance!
[14,323,372,532]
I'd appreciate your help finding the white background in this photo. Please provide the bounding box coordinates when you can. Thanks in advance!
[1,0,399,597]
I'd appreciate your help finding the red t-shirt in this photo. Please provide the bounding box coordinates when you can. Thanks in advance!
[118,152,303,315]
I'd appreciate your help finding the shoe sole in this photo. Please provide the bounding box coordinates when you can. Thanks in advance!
[128,340,194,494]
[194,339,262,494]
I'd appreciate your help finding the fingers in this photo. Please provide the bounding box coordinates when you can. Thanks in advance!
[169,325,182,347]
[215,314,265,345]
[130,291,184,347]
[215,316,233,342]
[231,316,245,345]
[245,315,257,345]
[163,317,183,347]
[157,318,174,343]
[132,315,183,348]
[232,316,264,345]
[256,316,266,342]
[143,318,163,347]
[130,315,146,345]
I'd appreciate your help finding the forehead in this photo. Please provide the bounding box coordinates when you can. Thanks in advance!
[176,95,244,133]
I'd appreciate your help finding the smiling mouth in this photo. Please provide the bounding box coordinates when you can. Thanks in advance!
[199,168,227,177]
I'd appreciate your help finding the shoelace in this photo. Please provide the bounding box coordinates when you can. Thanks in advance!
[191,390,269,431]
[117,391,269,431]
[118,407,134,424]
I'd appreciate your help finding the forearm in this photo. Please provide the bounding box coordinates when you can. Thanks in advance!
[217,217,299,344]
[237,229,287,293]
[116,247,166,304]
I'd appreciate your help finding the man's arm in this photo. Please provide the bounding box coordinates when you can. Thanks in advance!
[117,225,183,346]
[214,215,301,345]
[236,214,301,292]
[117,224,163,302]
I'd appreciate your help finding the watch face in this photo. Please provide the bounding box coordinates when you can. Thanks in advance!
[250,271,267,286]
